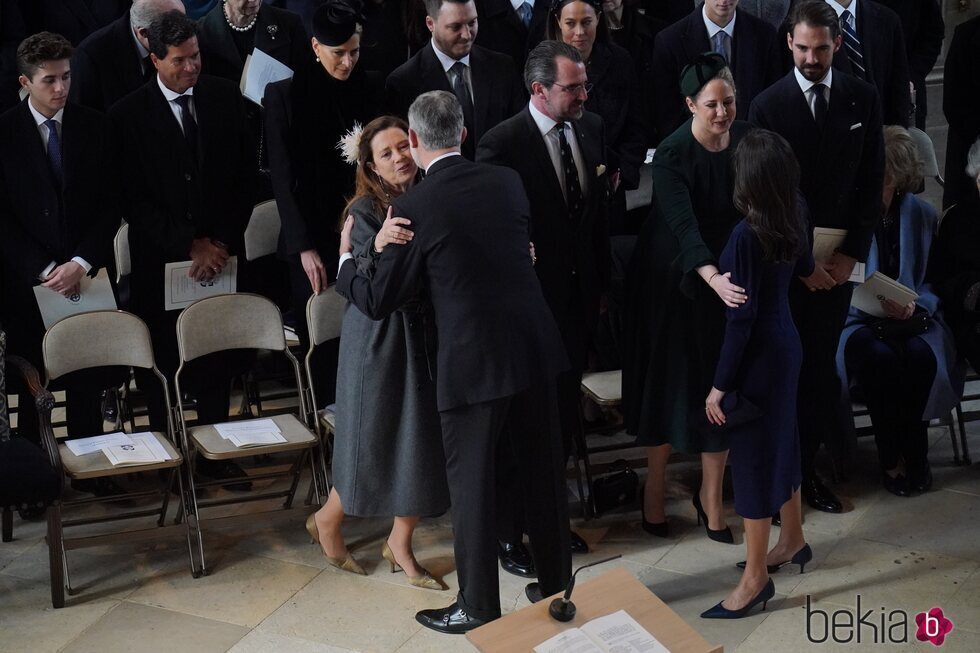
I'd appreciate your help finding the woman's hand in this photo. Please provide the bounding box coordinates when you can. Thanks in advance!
[708,271,747,308]
[300,249,326,295]
[800,265,836,291]
[705,387,727,426]
[374,205,414,253]
[881,298,915,320]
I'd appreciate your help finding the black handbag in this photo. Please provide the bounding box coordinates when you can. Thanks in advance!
[591,459,638,515]
[691,391,764,437]
[871,312,929,341]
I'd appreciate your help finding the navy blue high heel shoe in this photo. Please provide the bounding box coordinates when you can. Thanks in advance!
[700,578,775,619]
[737,543,813,573]
[692,493,734,544]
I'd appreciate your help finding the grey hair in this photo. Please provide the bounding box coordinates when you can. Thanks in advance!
[130,0,185,31]
[523,40,582,94]
[408,91,464,150]
[967,138,980,180]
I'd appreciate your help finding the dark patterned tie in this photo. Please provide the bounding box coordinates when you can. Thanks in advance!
[44,119,63,185]
[174,95,198,160]
[555,123,583,221]
[517,2,532,29]
[450,61,475,138]
[812,83,828,127]
[711,31,731,63]
[840,10,866,79]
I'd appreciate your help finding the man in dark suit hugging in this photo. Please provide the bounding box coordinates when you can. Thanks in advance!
[336,90,571,633]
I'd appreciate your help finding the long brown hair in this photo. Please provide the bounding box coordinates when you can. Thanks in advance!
[732,129,805,263]
[341,115,412,221]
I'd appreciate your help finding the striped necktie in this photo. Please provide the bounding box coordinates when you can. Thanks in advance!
[840,9,865,79]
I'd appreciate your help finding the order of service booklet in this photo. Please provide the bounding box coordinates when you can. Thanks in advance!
[533,610,670,653]
[851,271,919,318]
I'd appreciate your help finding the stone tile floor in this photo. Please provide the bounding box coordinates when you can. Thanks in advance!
[1,421,978,653]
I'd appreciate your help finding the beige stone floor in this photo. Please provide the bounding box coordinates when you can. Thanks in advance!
[2,415,979,653]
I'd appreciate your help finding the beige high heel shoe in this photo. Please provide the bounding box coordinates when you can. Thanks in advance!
[305,513,366,575]
[381,540,443,590]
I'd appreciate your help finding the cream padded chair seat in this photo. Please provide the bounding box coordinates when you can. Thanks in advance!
[59,433,182,479]
[580,370,622,406]
[188,414,316,460]
[317,408,335,434]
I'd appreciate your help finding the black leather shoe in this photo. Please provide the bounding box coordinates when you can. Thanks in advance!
[882,472,911,497]
[525,582,545,603]
[415,602,488,634]
[802,476,842,513]
[498,541,536,578]
[908,462,933,493]
[570,530,588,554]
[196,459,253,492]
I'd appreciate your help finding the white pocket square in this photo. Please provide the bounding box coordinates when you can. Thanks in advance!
[596,164,606,177]
[850,122,863,131]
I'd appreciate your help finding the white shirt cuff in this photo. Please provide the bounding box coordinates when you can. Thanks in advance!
[71,256,92,273]
[39,261,56,281]
[338,252,354,276]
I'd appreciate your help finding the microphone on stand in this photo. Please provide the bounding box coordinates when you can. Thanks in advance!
[548,554,622,622]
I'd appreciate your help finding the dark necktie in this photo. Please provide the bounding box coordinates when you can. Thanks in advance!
[711,31,731,63]
[174,95,198,160]
[812,83,828,127]
[840,10,866,79]
[44,119,63,185]
[555,123,583,221]
[450,61,475,138]
[517,2,532,29]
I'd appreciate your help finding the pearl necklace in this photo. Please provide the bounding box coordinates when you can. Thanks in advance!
[224,3,258,32]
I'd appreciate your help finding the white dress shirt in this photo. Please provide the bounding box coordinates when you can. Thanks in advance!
[702,5,736,38]
[510,0,534,9]
[157,74,196,134]
[430,39,474,102]
[27,99,92,279]
[528,101,588,200]
[826,0,858,29]
[794,66,833,119]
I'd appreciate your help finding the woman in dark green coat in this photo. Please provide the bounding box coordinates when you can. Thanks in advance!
[624,54,748,542]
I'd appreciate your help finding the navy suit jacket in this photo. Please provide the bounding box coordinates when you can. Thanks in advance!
[749,69,884,262]
[651,8,783,140]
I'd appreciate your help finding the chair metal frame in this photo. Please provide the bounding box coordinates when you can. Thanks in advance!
[173,293,323,576]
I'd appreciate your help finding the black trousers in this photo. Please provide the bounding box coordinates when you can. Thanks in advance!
[791,282,853,478]
[844,326,936,474]
[441,381,571,621]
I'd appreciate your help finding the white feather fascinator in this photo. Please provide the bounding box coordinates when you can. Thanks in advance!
[337,122,364,166]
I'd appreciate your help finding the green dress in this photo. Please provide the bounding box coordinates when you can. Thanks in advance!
[623,118,750,452]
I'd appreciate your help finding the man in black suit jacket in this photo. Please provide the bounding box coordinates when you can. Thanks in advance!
[0,32,117,443]
[109,11,252,482]
[385,0,524,159]
[478,39,608,563]
[652,0,783,139]
[876,0,943,129]
[337,90,571,634]
[474,0,548,72]
[942,14,980,211]
[749,0,884,514]
[69,0,185,112]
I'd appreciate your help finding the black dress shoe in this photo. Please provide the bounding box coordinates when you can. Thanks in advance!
[196,459,253,491]
[908,462,933,493]
[641,517,669,537]
[71,477,126,497]
[692,493,735,544]
[569,530,588,554]
[498,541,536,578]
[881,472,911,497]
[416,602,488,634]
[802,476,842,513]
[525,582,545,603]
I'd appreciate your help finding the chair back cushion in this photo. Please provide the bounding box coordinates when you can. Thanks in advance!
[306,287,345,346]
[177,293,285,362]
[44,311,155,379]
[244,200,281,261]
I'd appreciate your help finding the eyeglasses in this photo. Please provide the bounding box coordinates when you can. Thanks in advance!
[552,82,593,96]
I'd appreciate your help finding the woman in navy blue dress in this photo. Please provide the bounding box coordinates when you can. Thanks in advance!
[701,130,821,619]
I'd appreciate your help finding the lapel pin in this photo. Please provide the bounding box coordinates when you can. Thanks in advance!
[267,24,279,40]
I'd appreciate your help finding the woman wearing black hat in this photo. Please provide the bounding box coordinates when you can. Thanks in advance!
[265,0,381,399]
[623,53,746,543]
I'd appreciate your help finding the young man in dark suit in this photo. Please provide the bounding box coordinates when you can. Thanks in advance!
[384,0,525,159]
[474,0,548,72]
[0,31,118,485]
[69,0,186,113]
[651,0,783,140]
[109,10,253,486]
[336,90,571,634]
[749,0,884,515]
[477,39,609,568]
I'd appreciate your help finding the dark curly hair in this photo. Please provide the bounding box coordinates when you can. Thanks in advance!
[16,32,73,80]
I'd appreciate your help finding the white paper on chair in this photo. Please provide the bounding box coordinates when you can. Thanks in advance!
[214,419,285,447]
[33,269,117,330]
[103,440,165,466]
[163,256,237,311]
[227,431,287,447]
[534,610,669,653]
[240,48,293,105]
[65,432,133,457]
[130,432,174,461]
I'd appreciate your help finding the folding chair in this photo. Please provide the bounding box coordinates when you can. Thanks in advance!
[37,311,192,606]
[303,287,346,491]
[243,200,281,262]
[174,293,322,576]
